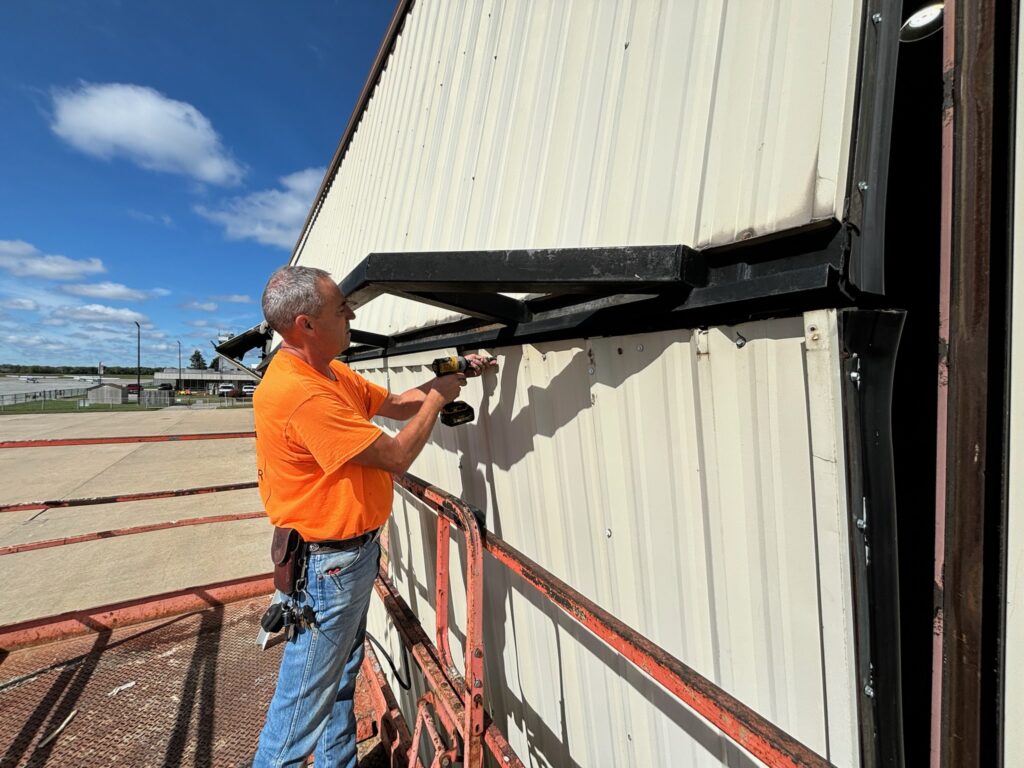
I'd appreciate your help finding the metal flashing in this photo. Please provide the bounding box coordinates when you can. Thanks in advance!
[844,0,902,294]
[839,308,906,768]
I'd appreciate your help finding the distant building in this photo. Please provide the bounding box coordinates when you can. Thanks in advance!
[152,360,258,394]
[86,383,127,405]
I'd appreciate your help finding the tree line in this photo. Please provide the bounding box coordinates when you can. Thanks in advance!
[0,364,161,375]
[0,352,208,375]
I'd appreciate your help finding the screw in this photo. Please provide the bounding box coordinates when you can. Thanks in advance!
[850,371,861,384]
[636,344,644,352]
[864,684,875,698]
[474,648,483,658]
[871,12,882,24]
[441,759,451,768]
[474,678,482,688]
[588,367,595,375]
[856,517,867,530]
[735,333,747,349]
[858,180,870,192]
[605,528,612,538]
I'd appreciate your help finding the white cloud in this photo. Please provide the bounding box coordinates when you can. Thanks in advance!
[51,82,245,186]
[62,282,148,301]
[0,240,105,280]
[212,294,252,303]
[0,334,71,352]
[127,210,175,227]
[0,298,38,310]
[182,301,217,312]
[195,167,323,249]
[151,288,172,297]
[53,303,148,324]
[187,319,210,327]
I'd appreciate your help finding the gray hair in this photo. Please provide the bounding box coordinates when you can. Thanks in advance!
[261,265,332,333]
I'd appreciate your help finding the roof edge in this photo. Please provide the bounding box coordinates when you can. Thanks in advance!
[289,0,416,265]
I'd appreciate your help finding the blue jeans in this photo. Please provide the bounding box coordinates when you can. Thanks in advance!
[254,538,380,768]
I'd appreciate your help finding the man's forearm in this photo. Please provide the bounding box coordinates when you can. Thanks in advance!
[388,392,446,473]
[380,382,435,421]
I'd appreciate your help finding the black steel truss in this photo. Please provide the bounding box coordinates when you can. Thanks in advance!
[340,244,705,324]
[340,220,850,361]
[215,220,853,364]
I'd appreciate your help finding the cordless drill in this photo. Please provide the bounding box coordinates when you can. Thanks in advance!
[430,355,495,426]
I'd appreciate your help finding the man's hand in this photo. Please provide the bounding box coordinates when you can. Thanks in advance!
[462,354,499,377]
[429,371,465,404]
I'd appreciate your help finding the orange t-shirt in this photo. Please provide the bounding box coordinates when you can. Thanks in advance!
[254,351,392,541]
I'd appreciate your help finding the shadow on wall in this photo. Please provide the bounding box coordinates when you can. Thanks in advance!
[386,489,759,768]
[379,321,809,764]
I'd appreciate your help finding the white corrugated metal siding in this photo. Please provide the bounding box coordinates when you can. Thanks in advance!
[296,0,864,336]
[356,309,859,766]
[1003,10,1024,763]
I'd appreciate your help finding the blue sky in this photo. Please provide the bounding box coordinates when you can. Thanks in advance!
[0,1,394,367]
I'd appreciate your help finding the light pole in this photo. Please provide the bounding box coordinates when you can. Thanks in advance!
[177,340,182,392]
[134,321,141,404]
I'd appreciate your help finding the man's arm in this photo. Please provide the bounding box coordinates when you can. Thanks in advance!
[353,376,462,474]
[375,382,432,421]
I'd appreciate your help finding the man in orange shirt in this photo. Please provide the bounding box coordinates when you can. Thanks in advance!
[252,265,493,767]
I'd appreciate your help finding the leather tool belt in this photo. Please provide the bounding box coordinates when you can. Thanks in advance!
[271,526,306,596]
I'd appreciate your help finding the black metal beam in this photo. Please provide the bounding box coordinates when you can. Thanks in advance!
[339,221,849,361]
[340,244,704,310]
[349,329,391,349]
[399,291,532,324]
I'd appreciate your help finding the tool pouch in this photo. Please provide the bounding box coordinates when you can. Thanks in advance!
[271,526,305,595]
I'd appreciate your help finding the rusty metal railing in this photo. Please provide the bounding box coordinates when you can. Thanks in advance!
[389,472,835,768]
[385,473,522,768]
[0,431,255,449]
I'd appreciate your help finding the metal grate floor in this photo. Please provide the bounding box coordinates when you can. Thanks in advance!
[0,596,387,767]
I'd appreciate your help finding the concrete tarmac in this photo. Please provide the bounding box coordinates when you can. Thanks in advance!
[0,409,270,625]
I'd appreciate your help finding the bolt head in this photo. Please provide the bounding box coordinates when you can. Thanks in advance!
[605,528,612,538]
[871,12,882,23]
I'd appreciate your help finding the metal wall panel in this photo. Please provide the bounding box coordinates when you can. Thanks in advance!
[356,310,860,766]
[1003,10,1024,762]
[297,0,865,336]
